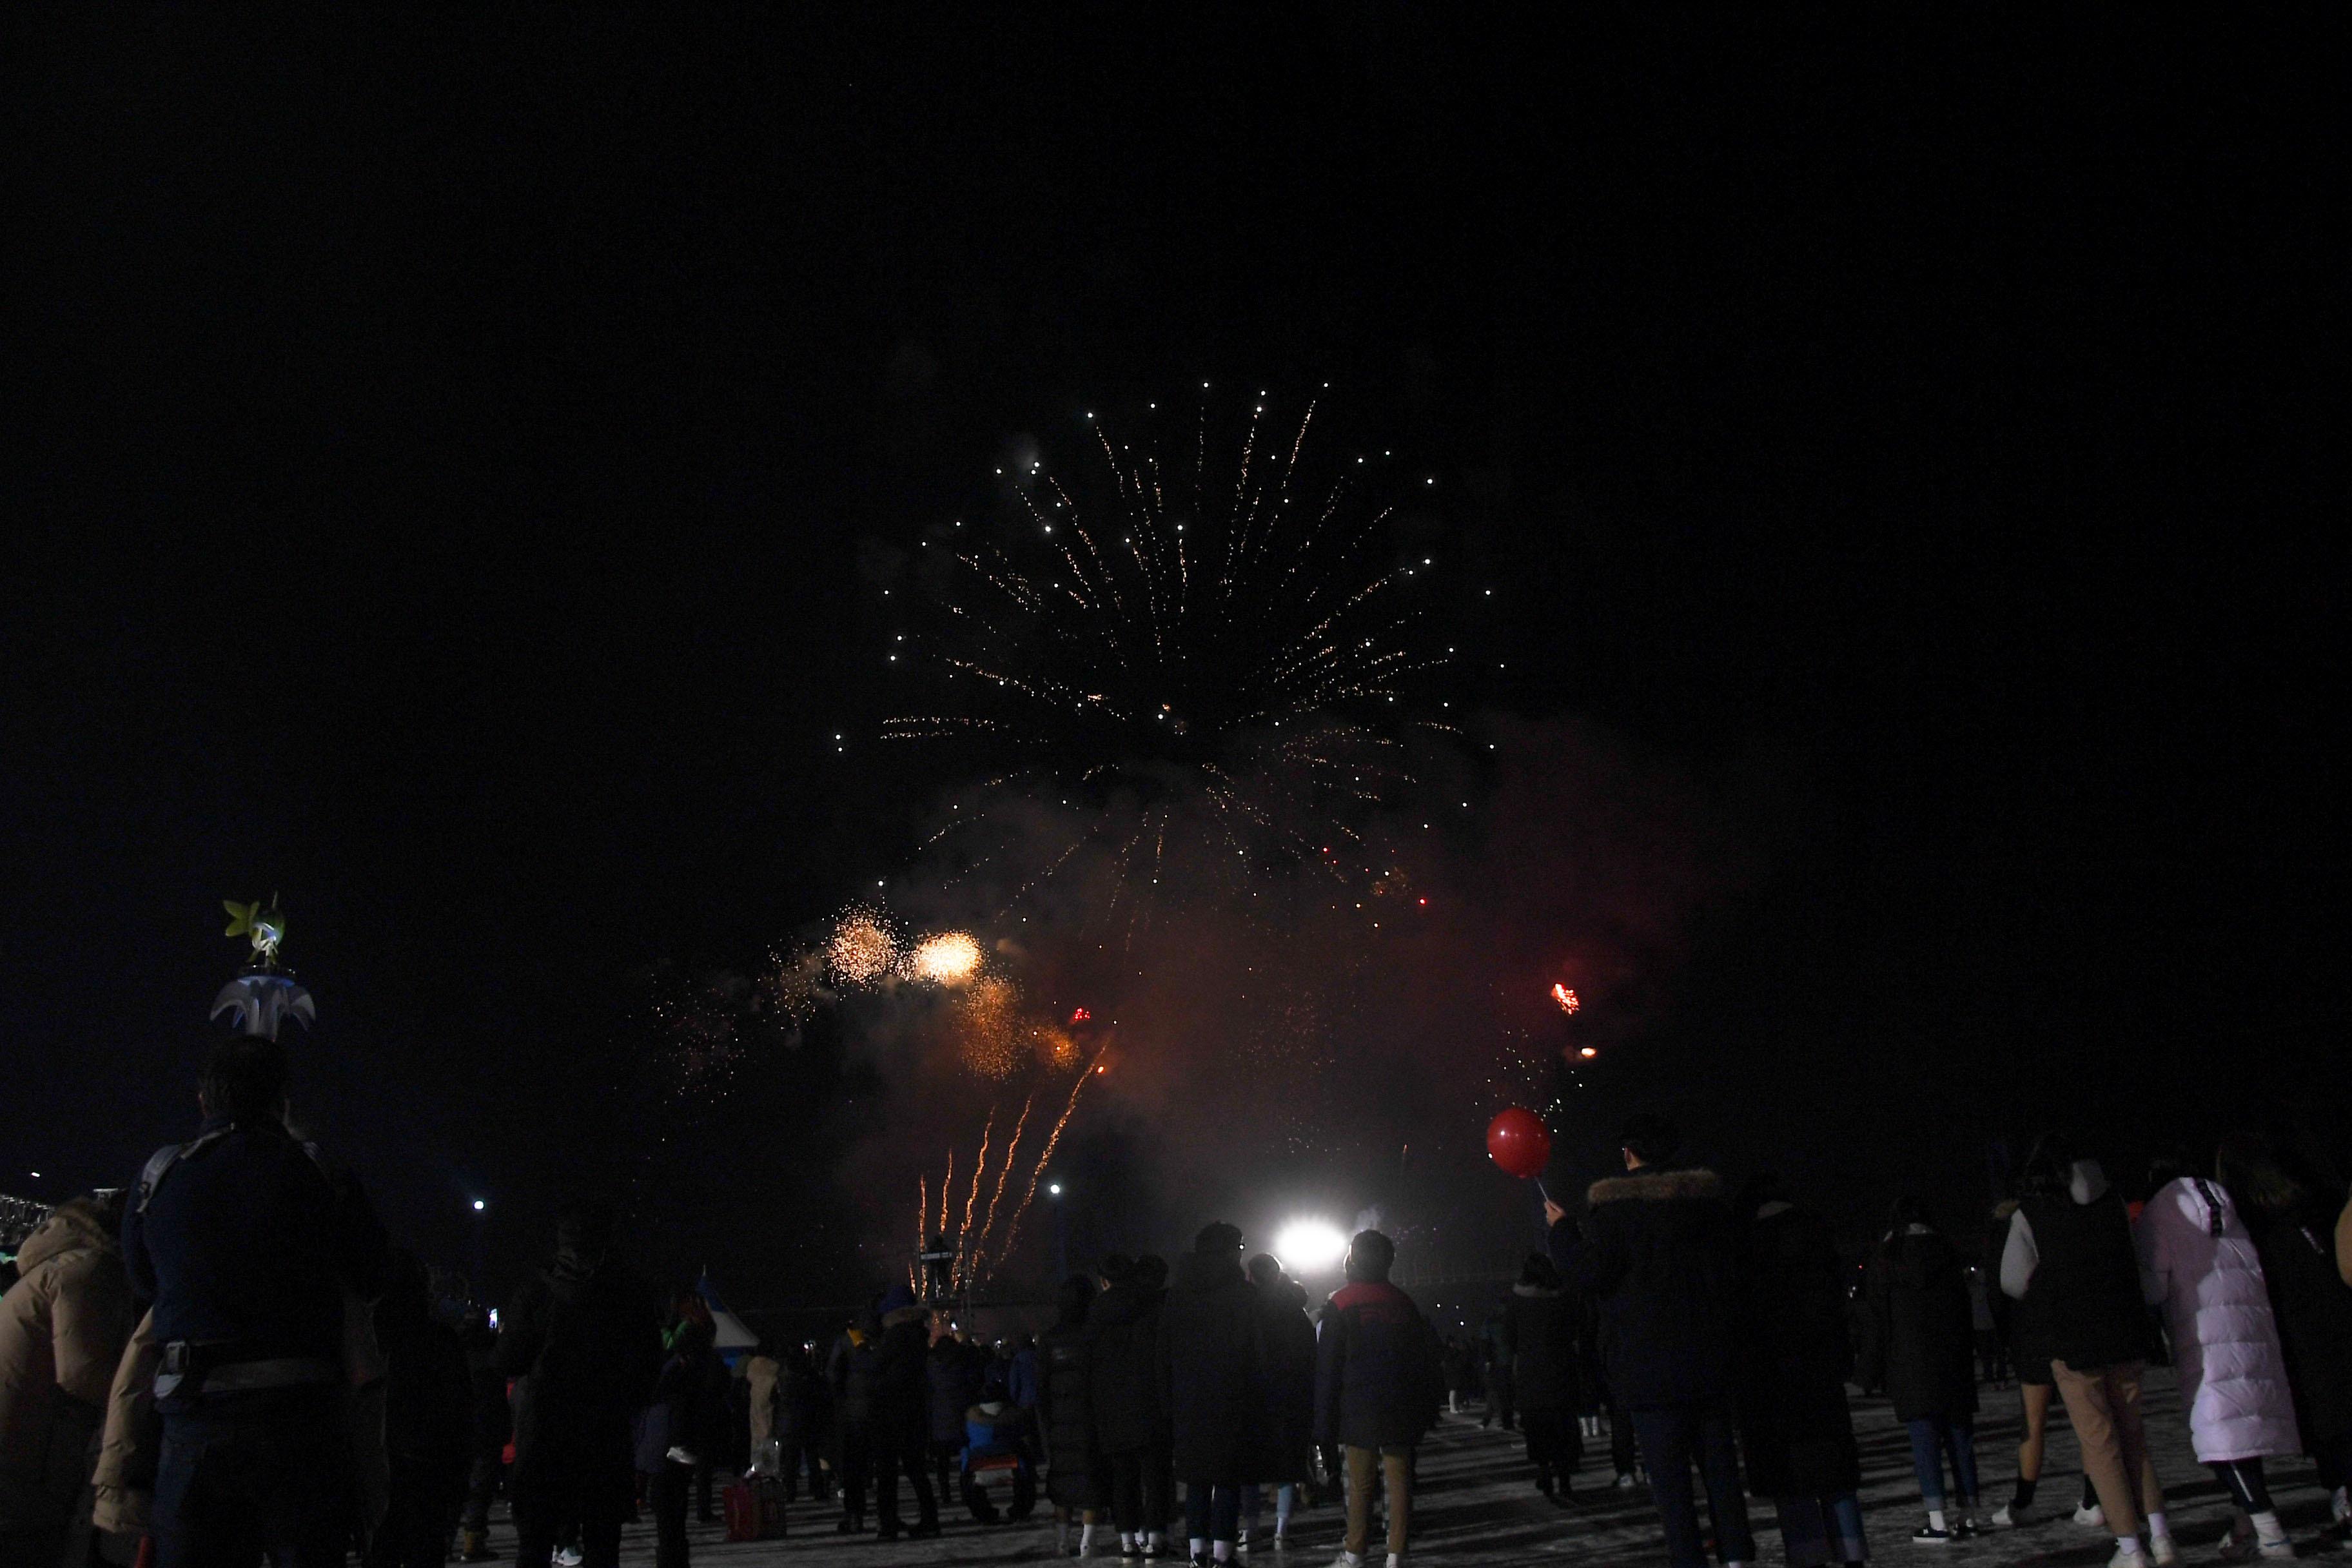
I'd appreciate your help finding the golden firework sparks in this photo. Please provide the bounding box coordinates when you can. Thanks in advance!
[906,930,983,985]
[828,908,898,984]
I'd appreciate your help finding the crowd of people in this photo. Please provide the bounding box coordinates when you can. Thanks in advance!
[3,1039,2351,1568]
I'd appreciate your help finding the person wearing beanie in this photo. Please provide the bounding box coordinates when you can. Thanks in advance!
[870,1281,941,1540]
[1313,1230,1442,1568]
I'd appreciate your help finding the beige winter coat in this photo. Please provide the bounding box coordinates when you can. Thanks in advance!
[0,1197,135,1530]
[90,1309,159,1534]
[745,1353,780,1449]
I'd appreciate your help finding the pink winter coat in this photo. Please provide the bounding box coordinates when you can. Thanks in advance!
[2137,1176,2300,1462]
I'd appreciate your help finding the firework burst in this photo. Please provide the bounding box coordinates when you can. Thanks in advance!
[883,387,1449,930]
[904,930,983,985]
[827,907,899,984]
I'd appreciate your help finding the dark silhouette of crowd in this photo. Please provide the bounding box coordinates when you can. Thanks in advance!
[6,1037,2352,1568]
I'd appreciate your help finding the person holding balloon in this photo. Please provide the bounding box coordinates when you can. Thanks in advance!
[1506,1109,1754,1568]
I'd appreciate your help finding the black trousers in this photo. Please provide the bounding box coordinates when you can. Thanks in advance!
[651,1459,691,1568]
[1609,1402,1640,1477]
[1522,1409,1583,1480]
[1106,1447,1175,1538]
[1630,1400,1756,1568]
[693,1457,716,1522]
[779,1436,827,1502]
[1485,1365,1516,1427]
[364,1459,464,1568]
[153,1388,351,1568]
[1182,1479,1243,1544]
[511,1437,630,1568]
[836,1426,872,1522]
[514,1500,620,1568]
[873,1433,939,1533]
[460,1447,503,1532]
[2212,1458,2275,1514]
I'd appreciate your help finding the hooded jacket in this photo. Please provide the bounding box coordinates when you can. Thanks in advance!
[927,1338,984,1447]
[827,1325,881,1430]
[1255,1275,1318,1482]
[495,1247,663,1504]
[872,1302,934,1449]
[90,1309,159,1536]
[1547,1166,1736,1408]
[2136,1176,2299,1462]
[1735,1201,1861,1498]
[0,1196,136,1533]
[1084,1279,1164,1455]
[2239,1191,2352,1447]
[1314,1278,1441,1450]
[745,1353,781,1451]
[1502,1279,1585,1416]
[1861,1224,1977,1422]
[2001,1160,2148,1369]
[1037,1314,1099,1506]
[1157,1251,1262,1480]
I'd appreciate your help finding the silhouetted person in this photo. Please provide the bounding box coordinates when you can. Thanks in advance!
[1315,1229,1442,1568]
[1160,1222,1260,1564]
[1546,1112,1754,1568]
[495,1201,662,1568]
[122,1036,391,1568]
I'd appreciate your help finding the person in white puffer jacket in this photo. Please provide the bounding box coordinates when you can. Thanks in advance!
[2137,1172,2301,1561]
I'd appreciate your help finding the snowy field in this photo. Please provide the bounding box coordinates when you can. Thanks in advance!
[497,1369,2344,1567]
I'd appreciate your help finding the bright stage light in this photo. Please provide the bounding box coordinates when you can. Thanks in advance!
[1273,1219,1349,1277]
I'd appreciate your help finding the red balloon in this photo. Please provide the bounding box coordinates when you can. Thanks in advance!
[1486,1107,1553,1179]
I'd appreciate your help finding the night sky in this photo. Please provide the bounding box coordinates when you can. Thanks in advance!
[5,12,2337,1305]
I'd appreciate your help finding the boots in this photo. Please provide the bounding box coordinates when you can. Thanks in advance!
[458,1527,498,1562]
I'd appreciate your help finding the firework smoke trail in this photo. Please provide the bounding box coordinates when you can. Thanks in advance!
[969,1091,1037,1278]
[958,1108,995,1257]
[995,1046,1109,1260]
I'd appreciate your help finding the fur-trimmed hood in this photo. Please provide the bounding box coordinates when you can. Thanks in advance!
[12,1195,119,1275]
[1587,1167,1723,1207]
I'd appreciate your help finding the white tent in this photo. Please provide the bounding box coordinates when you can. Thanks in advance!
[710,1306,758,1352]
[694,1269,761,1356]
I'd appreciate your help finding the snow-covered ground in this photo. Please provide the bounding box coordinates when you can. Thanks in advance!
[503,1369,2341,1566]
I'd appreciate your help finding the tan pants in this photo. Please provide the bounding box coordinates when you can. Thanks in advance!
[1345,1445,1413,1560]
[2052,1359,2164,1539]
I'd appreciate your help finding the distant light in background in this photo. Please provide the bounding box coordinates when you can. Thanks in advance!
[471,1198,485,1211]
[1273,1218,1349,1276]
